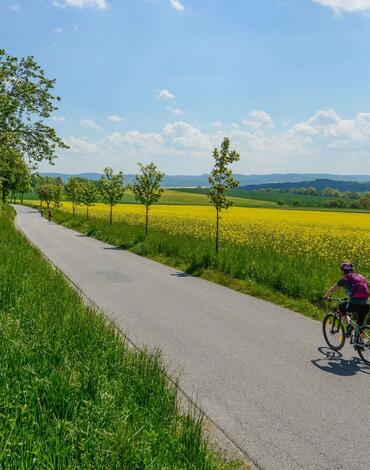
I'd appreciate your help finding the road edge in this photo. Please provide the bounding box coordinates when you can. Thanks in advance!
[13,205,260,470]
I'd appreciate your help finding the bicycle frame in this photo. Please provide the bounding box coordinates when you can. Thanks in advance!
[326,297,364,347]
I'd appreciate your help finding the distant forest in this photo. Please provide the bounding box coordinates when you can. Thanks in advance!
[241,179,370,193]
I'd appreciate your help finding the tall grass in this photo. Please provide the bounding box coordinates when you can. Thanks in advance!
[0,207,239,469]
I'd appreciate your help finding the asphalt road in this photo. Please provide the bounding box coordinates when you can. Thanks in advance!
[14,205,370,470]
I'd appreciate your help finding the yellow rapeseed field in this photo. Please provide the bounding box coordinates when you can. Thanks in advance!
[59,202,370,267]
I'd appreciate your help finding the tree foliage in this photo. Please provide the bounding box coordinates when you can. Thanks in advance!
[131,162,164,234]
[0,147,31,203]
[36,182,55,208]
[65,177,82,216]
[52,185,64,212]
[0,49,68,166]
[79,181,98,220]
[99,167,125,224]
[208,137,240,253]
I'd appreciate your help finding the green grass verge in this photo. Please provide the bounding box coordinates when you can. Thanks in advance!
[0,206,240,469]
[41,208,328,322]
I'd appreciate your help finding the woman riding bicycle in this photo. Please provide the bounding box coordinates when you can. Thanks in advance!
[324,262,369,337]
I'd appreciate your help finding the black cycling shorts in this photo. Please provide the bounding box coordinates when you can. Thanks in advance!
[339,302,369,327]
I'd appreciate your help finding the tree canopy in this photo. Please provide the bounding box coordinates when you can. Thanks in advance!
[131,162,164,234]
[208,137,240,252]
[99,167,125,224]
[0,49,67,167]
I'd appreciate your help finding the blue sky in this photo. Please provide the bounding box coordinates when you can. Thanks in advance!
[2,0,370,174]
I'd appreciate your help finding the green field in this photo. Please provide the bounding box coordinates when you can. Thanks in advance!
[23,188,276,208]
[171,187,353,208]
[0,206,238,469]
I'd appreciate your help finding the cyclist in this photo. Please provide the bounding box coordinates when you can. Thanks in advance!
[324,262,369,337]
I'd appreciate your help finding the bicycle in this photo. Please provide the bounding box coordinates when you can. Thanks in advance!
[322,297,370,365]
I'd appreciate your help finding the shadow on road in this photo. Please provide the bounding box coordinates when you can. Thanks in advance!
[103,246,127,251]
[311,347,370,376]
[170,272,191,278]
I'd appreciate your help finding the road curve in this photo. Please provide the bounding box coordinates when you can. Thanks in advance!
[14,205,370,470]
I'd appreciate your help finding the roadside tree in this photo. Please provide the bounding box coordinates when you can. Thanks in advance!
[131,162,164,235]
[17,167,31,203]
[0,148,30,203]
[65,177,82,216]
[52,185,64,212]
[40,183,55,209]
[208,137,240,253]
[0,49,67,166]
[99,167,125,225]
[79,181,98,220]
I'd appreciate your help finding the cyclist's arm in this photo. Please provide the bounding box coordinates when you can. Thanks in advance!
[324,283,340,299]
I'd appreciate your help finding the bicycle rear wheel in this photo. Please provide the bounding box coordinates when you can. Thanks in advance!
[323,313,345,350]
[356,325,370,365]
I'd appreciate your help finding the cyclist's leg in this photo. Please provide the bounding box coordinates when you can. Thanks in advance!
[354,305,369,330]
[339,302,351,329]
[349,304,368,345]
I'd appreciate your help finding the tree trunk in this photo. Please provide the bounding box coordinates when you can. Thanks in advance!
[145,205,149,235]
[86,206,89,220]
[73,202,76,216]
[20,192,24,203]
[110,205,113,225]
[215,208,220,254]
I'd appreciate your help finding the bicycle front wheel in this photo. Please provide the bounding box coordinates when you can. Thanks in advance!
[323,313,345,350]
[356,325,370,365]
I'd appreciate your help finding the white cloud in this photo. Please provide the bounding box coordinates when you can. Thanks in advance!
[52,0,109,9]
[59,108,370,174]
[163,122,211,149]
[169,0,185,12]
[108,115,124,123]
[53,27,63,33]
[10,4,20,11]
[313,0,370,15]
[51,116,67,122]
[242,110,274,129]
[305,108,370,144]
[80,118,101,130]
[66,137,100,154]
[104,131,164,148]
[211,121,223,128]
[156,89,175,100]
[166,107,184,116]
